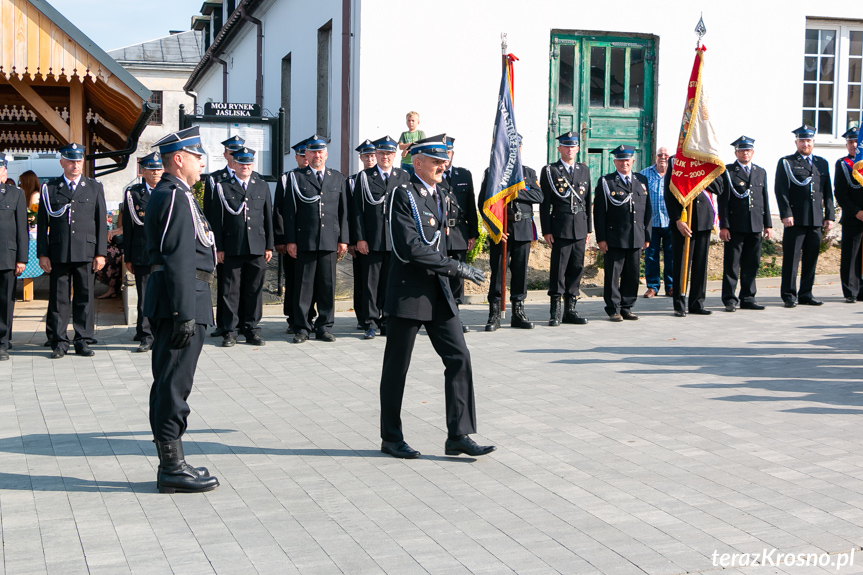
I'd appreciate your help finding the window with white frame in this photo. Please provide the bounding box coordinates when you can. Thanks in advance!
[804,21,863,139]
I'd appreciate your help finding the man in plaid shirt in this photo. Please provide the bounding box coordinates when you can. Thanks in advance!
[639,148,673,297]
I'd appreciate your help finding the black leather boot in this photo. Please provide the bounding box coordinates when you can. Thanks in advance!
[563,296,588,325]
[549,296,562,326]
[510,301,534,329]
[485,302,501,332]
[155,439,219,494]
[154,440,210,478]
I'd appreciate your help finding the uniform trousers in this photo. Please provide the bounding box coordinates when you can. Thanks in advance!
[722,232,761,305]
[293,250,337,334]
[547,237,586,297]
[839,225,863,300]
[380,308,477,443]
[780,225,822,303]
[0,269,16,350]
[671,228,710,313]
[133,266,152,344]
[644,226,673,291]
[360,251,390,329]
[352,253,363,326]
[603,247,641,315]
[488,239,530,303]
[214,262,225,328]
[47,261,95,350]
[220,254,267,337]
[447,249,467,304]
[148,319,206,442]
[282,254,295,320]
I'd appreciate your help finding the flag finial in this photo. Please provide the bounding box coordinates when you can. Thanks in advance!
[501,33,508,55]
[695,15,707,48]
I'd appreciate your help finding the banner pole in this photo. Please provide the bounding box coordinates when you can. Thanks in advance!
[500,33,509,317]
[681,206,693,296]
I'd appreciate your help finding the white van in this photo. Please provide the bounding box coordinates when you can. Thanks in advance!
[5,152,64,185]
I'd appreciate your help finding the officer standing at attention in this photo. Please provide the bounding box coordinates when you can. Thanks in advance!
[144,126,219,494]
[353,136,408,340]
[282,135,348,343]
[540,132,591,326]
[718,136,772,312]
[0,154,28,361]
[204,135,244,338]
[775,125,834,307]
[38,143,107,359]
[121,153,164,352]
[440,137,478,333]
[274,138,311,333]
[481,134,543,331]
[594,145,651,321]
[348,139,377,330]
[379,134,494,459]
[211,147,273,347]
[833,127,863,303]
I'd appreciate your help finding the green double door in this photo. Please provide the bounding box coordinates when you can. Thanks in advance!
[548,32,657,180]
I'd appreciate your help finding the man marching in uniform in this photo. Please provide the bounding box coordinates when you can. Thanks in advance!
[834,127,863,303]
[718,136,772,312]
[0,154,29,361]
[281,135,349,343]
[482,134,543,331]
[145,126,219,494]
[211,147,273,347]
[122,153,164,352]
[540,132,591,326]
[594,145,651,321]
[348,139,377,330]
[440,137,479,333]
[38,143,107,358]
[775,125,834,307]
[352,136,408,340]
[379,134,494,460]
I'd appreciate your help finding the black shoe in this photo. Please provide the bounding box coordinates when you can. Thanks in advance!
[845,296,857,303]
[674,310,686,317]
[740,302,765,310]
[316,331,336,342]
[381,440,420,459]
[510,301,535,329]
[136,341,152,353]
[74,342,95,357]
[221,336,237,348]
[245,333,265,346]
[609,313,623,322]
[444,435,496,457]
[784,300,797,308]
[210,327,226,338]
[621,310,639,321]
[461,322,470,333]
[485,302,501,332]
[724,302,736,312]
[357,322,365,331]
[690,308,712,315]
[50,347,66,359]
[155,440,219,494]
[548,296,562,327]
[363,327,376,340]
[292,331,309,344]
[0,349,8,361]
[800,298,823,306]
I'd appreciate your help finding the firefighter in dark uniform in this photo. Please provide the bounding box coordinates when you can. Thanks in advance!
[833,127,863,303]
[211,147,274,347]
[440,137,478,333]
[282,135,349,343]
[348,139,377,330]
[539,131,591,326]
[38,143,107,358]
[353,136,408,340]
[594,145,652,321]
[481,134,544,331]
[718,136,772,312]
[775,124,835,307]
[144,126,219,494]
[204,135,243,338]
[379,134,495,460]
[0,154,28,361]
[121,152,164,352]
[274,138,311,333]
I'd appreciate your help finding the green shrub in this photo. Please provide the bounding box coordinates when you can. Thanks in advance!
[756,256,782,277]
[468,224,488,264]
[762,238,779,256]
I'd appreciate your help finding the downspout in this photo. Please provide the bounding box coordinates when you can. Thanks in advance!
[213,55,229,101]
[88,101,158,177]
[239,4,263,108]
[184,89,198,113]
[340,0,351,175]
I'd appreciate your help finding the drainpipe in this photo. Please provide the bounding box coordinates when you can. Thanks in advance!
[239,5,263,108]
[340,0,351,175]
[213,55,229,101]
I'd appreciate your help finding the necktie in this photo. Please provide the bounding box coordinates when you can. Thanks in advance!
[433,189,442,220]
[624,176,630,186]
[807,156,813,166]
[317,172,323,185]
[68,181,75,194]
[444,171,451,184]
[744,165,750,176]
[382,172,388,184]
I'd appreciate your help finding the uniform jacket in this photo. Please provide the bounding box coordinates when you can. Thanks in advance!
[479,165,544,242]
[439,167,479,251]
[281,166,349,252]
[717,162,772,233]
[593,172,652,249]
[0,181,29,270]
[385,175,461,322]
[121,182,153,267]
[774,153,835,226]
[834,155,863,227]
[37,176,107,263]
[351,166,410,251]
[143,173,215,325]
[540,159,592,240]
[664,158,716,232]
[202,166,233,223]
[211,172,274,256]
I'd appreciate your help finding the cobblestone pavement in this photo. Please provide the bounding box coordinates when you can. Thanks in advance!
[2,276,863,574]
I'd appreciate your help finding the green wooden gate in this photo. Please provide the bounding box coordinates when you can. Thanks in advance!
[548,31,658,179]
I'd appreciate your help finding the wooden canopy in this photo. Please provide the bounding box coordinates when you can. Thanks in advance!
[0,0,153,173]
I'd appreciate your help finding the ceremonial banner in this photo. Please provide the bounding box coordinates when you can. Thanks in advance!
[669,47,725,211]
[854,137,863,186]
[480,53,525,244]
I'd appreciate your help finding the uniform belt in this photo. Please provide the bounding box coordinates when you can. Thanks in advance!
[447,218,466,227]
[150,265,214,285]
[512,211,532,222]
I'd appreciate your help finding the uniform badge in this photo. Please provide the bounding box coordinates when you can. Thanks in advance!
[429,218,435,226]
[611,191,617,197]
[138,211,145,217]
[419,189,428,197]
